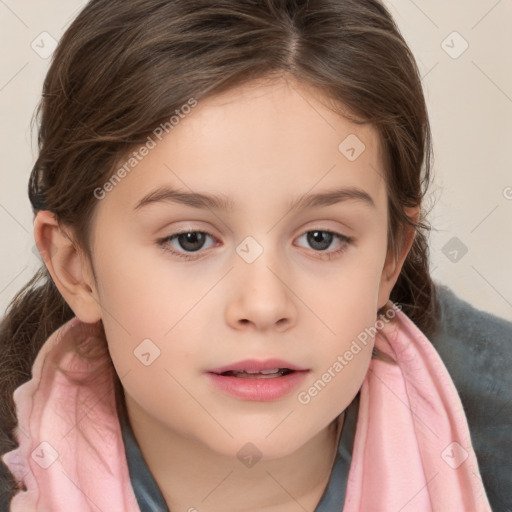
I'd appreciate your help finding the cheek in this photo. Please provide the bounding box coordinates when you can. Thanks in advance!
[295,305,377,428]
[316,249,384,329]
[301,253,384,409]
[103,310,203,433]
[94,235,210,332]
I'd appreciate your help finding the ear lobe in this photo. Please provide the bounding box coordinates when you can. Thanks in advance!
[377,206,419,310]
[33,210,102,323]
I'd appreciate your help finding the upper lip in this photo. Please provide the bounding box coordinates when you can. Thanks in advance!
[208,359,309,374]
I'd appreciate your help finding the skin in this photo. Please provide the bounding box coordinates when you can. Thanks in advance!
[35,76,416,511]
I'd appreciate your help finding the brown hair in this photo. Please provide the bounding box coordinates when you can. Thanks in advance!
[1,0,438,500]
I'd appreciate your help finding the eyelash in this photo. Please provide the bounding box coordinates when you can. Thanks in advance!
[158,228,353,262]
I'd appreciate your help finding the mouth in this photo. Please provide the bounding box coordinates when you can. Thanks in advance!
[215,368,296,379]
[206,359,309,401]
[208,358,308,377]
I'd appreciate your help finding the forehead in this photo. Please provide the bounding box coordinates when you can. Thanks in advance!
[96,77,387,218]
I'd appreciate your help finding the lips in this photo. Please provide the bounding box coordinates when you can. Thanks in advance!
[208,358,309,378]
[219,368,293,379]
[206,359,310,401]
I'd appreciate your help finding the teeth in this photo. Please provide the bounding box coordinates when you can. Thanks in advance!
[236,368,281,375]
[221,368,292,379]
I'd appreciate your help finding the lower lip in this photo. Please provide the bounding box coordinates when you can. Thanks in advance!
[206,371,309,401]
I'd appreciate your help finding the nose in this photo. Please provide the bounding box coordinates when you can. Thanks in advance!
[224,251,298,333]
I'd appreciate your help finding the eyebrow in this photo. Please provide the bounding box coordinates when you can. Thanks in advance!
[133,185,376,212]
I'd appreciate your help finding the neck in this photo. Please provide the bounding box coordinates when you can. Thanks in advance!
[124,394,344,512]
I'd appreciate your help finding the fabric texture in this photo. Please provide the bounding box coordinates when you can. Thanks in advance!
[1,302,493,511]
[119,405,170,511]
[429,284,512,511]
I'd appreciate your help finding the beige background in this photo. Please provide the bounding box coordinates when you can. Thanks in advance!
[1,1,511,320]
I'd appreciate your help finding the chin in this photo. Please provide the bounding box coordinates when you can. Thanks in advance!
[200,423,317,463]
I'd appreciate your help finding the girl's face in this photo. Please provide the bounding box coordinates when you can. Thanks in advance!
[86,78,400,459]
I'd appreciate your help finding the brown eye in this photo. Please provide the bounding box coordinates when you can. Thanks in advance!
[295,230,353,261]
[159,230,218,260]
[174,232,208,252]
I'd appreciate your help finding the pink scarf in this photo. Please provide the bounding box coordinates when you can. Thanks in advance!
[2,309,492,511]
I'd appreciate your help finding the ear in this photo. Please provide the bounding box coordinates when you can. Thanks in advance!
[377,206,419,310]
[33,210,102,323]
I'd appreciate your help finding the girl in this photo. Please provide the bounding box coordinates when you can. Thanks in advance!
[0,0,493,510]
